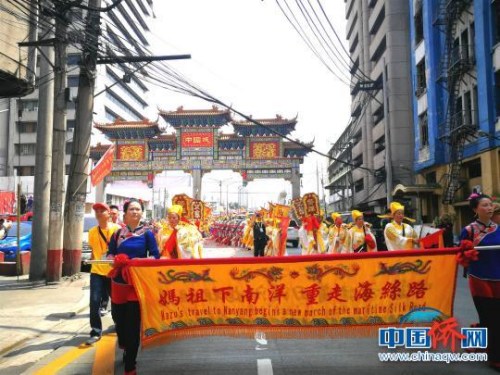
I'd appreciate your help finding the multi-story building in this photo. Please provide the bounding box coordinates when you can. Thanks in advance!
[0,0,155,179]
[408,0,500,228]
[326,0,415,215]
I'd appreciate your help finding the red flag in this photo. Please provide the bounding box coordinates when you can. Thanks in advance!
[419,229,444,249]
[90,145,115,186]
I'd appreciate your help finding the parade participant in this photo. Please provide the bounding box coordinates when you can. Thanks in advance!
[86,203,120,345]
[344,210,377,253]
[241,215,255,251]
[459,194,500,370]
[109,204,123,225]
[493,202,500,225]
[264,218,275,256]
[302,213,321,254]
[107,198,160,375]
[327,212,347,254]
[383,202,418,250]
[317,211,328,253]
[253,212,268,257]
[157,205,203,259]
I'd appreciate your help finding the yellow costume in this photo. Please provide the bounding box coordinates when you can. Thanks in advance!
[383,202,417,250]
[156,205,203,259]
[328,213,347,254]
[344,210,377,253]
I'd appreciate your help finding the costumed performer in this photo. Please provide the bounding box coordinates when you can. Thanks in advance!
[327,212,347,254]
[382,202,418,250]
[344,210,377,253]
[459,193,500,371]
[157,205,203,259]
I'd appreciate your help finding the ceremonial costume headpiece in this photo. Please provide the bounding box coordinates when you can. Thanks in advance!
[378,201,415,222]
[351,210,363,221]
[168,204,183,216]
[331,212,341,220]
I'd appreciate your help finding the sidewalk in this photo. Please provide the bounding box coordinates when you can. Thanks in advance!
[0,273,90,357]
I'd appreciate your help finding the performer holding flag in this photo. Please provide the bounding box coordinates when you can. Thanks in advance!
[382,202,418,251]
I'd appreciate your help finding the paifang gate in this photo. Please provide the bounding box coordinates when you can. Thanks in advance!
[91,106,313,199]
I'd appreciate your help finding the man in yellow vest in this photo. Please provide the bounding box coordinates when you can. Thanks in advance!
[86,202,120,345]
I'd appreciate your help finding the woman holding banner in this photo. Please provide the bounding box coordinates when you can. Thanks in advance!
[344,210,377,253]
[107,198,160,375]
[459,193,500,371]
[383,202,418,251]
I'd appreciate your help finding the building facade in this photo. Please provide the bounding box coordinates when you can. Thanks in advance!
[408,0,500,228]
[327,0,415,215]
[0,0,155,178]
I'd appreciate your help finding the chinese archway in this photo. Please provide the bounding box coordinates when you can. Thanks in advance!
[91,106,312,199]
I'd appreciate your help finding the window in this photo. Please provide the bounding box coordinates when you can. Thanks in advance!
[15,166,35,176]
[414,7,424,44]
[466,159,481,178]
[495,71,500,118]
[419,112,429,147]
[15,144,36,156]
[67,76,79,87]
[67,54,81,66]
[354,179,364,193]
[425,171,436,184]
[67,120,75,129]
[350,34,359,53]
[463,91,472,126]
[21,100,38,112]
[370,5,385,36]
[416,60,426,96]
[494,0,500,43]
[373,105,384,125]
[375,136,385,154]
[65,142,73,155]
[17,122,36,133]
[371,36,386,64]
[353,155,363,168]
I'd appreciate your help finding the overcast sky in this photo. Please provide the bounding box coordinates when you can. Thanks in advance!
[108,0,351,210]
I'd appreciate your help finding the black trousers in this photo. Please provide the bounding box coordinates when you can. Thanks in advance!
[112,301,141,372]
[472,296,500,362]
[254,241,266,257]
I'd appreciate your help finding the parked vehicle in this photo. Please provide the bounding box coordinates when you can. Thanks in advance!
[81,215,98,272]
[287,219,299,247]
[0,222,32,261]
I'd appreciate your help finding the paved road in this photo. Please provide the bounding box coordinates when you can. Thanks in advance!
[2,244,498,375]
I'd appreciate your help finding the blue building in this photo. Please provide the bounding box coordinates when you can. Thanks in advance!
[408,0,500,228]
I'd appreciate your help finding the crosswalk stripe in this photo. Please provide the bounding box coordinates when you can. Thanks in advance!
[92,334,116,375]
[257,358,273,375]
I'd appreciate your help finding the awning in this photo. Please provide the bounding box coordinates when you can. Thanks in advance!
[392,183,441,196]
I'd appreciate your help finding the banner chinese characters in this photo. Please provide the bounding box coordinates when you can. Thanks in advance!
[250,141,279,159]
[181,132,214,148]
[126,249,458,348]
[117,144,145,161]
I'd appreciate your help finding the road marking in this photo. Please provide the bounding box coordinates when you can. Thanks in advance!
[92,334,116,375]
[33,343,93,375]
[257,359,273,375]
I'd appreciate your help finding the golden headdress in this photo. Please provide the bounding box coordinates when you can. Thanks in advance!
[168,204,183,216]
[351,210,363,221]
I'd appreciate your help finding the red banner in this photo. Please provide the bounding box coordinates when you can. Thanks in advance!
[90,145,114,186]
[181,132,213,148]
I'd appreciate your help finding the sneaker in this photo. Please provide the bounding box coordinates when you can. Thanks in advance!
[99,308,108,317]
[85,336,101,346]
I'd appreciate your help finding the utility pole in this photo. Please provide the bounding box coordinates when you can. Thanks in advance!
[382,57,393,206]
[29,8,55,282]
[63,0,102,276]
[47,1,69,282]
